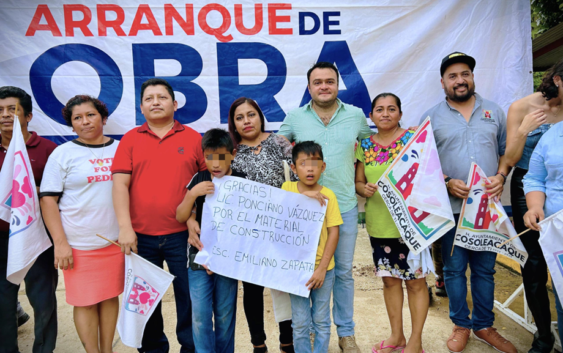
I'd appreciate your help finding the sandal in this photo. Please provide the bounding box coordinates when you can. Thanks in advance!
[280,343,295,353]
[372,340,406,353]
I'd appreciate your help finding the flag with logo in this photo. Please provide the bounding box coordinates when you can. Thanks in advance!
[539,209,563,305]
[455,163,528,266]
[376,117,455,256]
[0,117,51,284]
[118,252,174,348]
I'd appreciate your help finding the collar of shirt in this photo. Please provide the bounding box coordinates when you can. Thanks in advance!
[137,119,185,139]
[443,93,483,119]
[305,98,344,123]
[1,131,41,152]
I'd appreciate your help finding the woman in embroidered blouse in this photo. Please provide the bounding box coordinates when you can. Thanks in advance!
[227,97,295,353]
[355,93,427,353]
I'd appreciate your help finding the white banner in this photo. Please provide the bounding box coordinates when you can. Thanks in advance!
[539,210,563,306]
[455,163,528,266]
[376,118,455,255]
[0,118,52,284]
[195,176,325,298]
[0,1,531,142]
[118,252,174,348]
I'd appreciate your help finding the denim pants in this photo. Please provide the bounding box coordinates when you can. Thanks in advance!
[290,270,335,353]
[136,232,194,353]
[441,215,497,330]
[188,268,237,353]
[0,235,58,353]
[332,206,358,337]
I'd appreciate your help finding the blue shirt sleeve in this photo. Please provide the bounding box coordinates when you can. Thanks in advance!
[523,141,547,194]
[497,108,507,156]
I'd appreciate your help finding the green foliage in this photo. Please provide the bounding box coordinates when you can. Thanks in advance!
[534,71,545,91]
[531,0,563,38]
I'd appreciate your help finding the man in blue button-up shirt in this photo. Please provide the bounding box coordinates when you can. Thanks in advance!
[279,62,372,353]
[420,52,515,353]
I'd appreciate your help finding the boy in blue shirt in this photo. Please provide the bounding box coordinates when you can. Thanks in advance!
[176,128,245,353]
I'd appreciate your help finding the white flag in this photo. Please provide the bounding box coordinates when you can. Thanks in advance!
[118,253,174,348]
[539,209,563,306]
[376,118,455,255]
[455,163,528,266]
[0,117,51,284]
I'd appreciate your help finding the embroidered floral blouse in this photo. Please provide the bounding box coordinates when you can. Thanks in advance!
[355,129,415,238]
[231,133,295,188]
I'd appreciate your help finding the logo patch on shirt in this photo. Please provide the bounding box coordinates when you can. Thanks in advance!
[481,110,495,122]
[178,147,184,155]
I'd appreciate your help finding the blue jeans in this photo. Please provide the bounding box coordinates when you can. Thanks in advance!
[441,215,497,331]
[553,287,563,345]
[290,270,335,353]
[0,235,58,353]
[333,206,358,337]
[136,232,194,353]
[188,268,238,353]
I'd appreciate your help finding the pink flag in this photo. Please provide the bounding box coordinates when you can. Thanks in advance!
[0,118,51,284]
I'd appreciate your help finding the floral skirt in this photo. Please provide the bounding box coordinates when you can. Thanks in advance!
[369,236,426,280]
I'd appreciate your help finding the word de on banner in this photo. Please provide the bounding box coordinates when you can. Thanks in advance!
[194,175,326,298]
[455,163,528,266]
[0,116,51,284]
[118,253,174,348]
[376,117,455,255]
[539,209,563,306]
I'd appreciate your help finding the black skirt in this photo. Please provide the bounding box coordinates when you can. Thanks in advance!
[369,236,426,280]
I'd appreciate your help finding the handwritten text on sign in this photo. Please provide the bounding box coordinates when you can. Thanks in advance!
[194,176,326,297]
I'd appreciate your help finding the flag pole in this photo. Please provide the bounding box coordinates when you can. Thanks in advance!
[497,228,532,248]
[96,233,120,247]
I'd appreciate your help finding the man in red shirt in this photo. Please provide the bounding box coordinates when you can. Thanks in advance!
[0,86,58,353]
[112,78,206,353]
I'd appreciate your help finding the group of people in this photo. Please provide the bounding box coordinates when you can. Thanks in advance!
[0,51,562,353]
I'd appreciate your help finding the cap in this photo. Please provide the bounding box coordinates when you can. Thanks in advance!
[440,52,476,76]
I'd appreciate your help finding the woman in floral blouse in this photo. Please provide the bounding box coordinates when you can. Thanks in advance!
[355,93,428,353]
[227,97,295,353]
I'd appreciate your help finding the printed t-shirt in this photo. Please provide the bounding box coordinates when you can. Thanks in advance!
[187,169,247,258]
[40,139,119,251]
[355,130,415,238]
[0,131,57,234]
[111,121,206,235]
[281,181,343,270]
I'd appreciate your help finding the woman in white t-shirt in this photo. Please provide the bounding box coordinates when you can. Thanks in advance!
[40,95,124,353]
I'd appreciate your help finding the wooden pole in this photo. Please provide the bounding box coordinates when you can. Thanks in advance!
[96,233,120,247]
[497,228,532,248]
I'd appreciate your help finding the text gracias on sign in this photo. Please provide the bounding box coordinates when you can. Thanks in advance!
[208,178,325,272]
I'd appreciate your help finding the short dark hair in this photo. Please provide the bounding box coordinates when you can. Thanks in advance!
[538,58,563,101]
[227,97,265,147]
[61,95,109,127]
[292,141,324,165]
[140,78,175,101]
[307,62,339,85]
[371,93,402,113]
[0,86,33,117]
[202,128,235,153]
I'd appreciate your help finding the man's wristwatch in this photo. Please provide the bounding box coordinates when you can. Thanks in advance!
[444,176,452,188]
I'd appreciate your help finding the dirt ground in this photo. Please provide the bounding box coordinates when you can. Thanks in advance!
[15,226,557,353]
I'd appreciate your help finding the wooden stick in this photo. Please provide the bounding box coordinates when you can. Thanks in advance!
[497,228,532,248]
[96,233,120,247]
[14,102,19,120]
[450,236,456,257]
